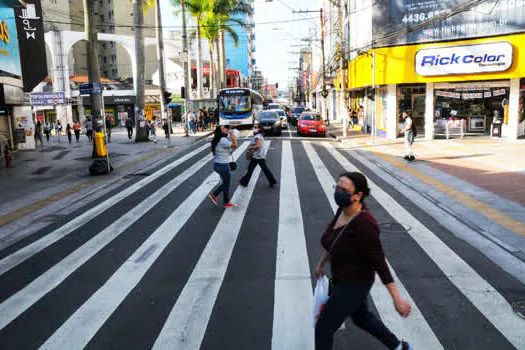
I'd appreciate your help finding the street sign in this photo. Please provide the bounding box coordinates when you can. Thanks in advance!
[79,83,102,95]
[30,92,65,106]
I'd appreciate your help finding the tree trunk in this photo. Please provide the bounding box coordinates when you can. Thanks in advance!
[209,44,215,99]
[220,30,227,88]
[196,22,203,100]
[133,0,148,141]
[215,37,222,90]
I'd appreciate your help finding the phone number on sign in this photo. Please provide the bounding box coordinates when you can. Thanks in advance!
[402,10,447,24]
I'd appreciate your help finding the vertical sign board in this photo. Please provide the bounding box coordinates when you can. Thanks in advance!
[14,0,47,92]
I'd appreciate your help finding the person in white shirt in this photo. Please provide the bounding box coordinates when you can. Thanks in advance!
[400,111,415,161]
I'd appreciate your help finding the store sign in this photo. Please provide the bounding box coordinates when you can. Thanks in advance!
[373,0,525,46]
[30,92,65,106]
[14,0,47,92]
[415,42,513,76]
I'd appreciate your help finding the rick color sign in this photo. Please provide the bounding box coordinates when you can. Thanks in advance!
[415,42,513,76]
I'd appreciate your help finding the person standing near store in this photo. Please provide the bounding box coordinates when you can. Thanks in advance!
[73,120,81,142]
[85,118,93,142]
[209,126,238,208]
[315,172,412,350]
[105,115,113,143]
[239,123,277,188]
[34,121,44,150]
[400,111,415,161]
[43,122,52,142]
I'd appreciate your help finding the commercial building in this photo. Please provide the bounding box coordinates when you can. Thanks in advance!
[340,0,525,140]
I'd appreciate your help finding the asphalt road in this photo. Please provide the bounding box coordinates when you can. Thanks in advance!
[0,127,524,350]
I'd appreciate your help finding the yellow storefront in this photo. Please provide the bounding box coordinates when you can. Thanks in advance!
[347,32,525,140]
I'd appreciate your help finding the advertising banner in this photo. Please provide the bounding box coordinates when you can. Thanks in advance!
[30,92,65,106]
[0,7,21,79]
[14,0,47,92]
[373,0,525,46]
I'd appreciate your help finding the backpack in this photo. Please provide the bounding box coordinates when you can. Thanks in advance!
[125,118,133,128]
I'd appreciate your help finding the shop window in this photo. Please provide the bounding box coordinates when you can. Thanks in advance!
[434,84,509,136]
[396,85,426,132]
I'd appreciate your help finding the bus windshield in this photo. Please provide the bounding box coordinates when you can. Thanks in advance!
[219,93,251,114]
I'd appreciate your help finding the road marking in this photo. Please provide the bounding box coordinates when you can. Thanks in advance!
[39,143,249,350]
[0,149,219,331]
[0,143,210,277]
[371,151,525,237]
[303,141,442,349]
[271,140,314,350]
[324,143,525,349]
[152,141,270,350]
[288,125,293,138]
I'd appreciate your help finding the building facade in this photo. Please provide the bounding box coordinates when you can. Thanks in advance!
[224,0,254,81]
[340,0,525,140]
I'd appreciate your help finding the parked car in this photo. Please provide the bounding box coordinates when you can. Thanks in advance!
[297,112,326,137]
[290,107,305,126]
[257,111,282,136]
[275,109,288,129]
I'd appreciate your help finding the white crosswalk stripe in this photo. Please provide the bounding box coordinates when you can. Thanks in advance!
[153,141,270,350]
[0,139,522,350]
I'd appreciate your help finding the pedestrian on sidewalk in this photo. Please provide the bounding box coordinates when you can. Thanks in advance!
[85,118,93,142]
[73,121,81,142]
[315,172,412,350]
[147,118,157,144]
[162,118,169,139]
[34,121,44,150]
[400,111,415,161]
[240,123,277,188]
[43,122,52,142]
[125,116,134,140]
[105,115,112,143]
[66,123,72,144]
[54,120,62,141]
[209,126,238,208]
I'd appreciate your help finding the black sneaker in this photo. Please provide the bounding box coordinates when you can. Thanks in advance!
[409,155,415,161]
[404,155,410,161]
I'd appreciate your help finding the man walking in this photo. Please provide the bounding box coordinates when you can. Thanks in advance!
[125,116,134,141]
[400,111,416,161]
[105,115,113,143]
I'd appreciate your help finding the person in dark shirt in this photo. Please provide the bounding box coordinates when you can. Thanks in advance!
[315,172,412,350]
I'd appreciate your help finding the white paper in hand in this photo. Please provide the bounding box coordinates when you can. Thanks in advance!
[232,129,240,138]
[312,276,330,328]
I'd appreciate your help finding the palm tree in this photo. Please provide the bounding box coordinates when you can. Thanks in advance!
[171,0,208,100]
[212,0,251,88]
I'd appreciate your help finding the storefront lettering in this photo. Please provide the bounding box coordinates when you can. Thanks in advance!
[421,53,506,67]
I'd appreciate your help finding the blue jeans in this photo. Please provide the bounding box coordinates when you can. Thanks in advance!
[213,163,231,204]
[315,282,400,350]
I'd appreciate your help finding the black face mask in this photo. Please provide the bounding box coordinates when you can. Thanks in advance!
[334,188,355,208]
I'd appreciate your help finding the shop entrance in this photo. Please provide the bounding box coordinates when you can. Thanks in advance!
[434,82,509,137]
[396,85,426,134]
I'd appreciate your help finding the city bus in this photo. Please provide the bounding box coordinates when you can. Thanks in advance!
[217,88,263,127]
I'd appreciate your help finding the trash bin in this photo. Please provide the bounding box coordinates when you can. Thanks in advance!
[492,121,502,137]
[94,132,107,157]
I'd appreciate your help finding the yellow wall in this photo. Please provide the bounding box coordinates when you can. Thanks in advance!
[348,33,525,89]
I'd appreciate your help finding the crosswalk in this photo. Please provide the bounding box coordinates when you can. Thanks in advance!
[0,138,524,349]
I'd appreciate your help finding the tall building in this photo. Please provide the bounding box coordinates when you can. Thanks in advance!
[224,0,255,80]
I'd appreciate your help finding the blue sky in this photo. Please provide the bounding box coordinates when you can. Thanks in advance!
[160,0,317,89]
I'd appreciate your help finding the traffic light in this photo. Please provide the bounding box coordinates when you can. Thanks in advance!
[275,83,278,89]
[164,91,172,105]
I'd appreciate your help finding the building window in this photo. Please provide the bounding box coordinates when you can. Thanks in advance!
[103,70,108,77]
[108,11,112,19]
[102,43,106,49]
[103,56,107,63]
[100,15,104,22]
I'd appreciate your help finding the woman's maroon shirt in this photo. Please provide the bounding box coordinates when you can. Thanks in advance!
[321,207,394,286]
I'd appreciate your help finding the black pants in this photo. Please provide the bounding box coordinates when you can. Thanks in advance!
[45,132,50,142]
[67,132,72,143]
[212,163,231,204]
[127,127,133,140]
[240,158,277,187]
[315,283,400,350]
[74,130,80,142]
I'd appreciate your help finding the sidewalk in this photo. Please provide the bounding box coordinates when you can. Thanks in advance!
[0,125,213,228]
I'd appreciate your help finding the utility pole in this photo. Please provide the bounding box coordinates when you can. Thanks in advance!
[133,0,148,141]
[338,0,347,137]
[154,0,171,147]
[84,0,104,159]
[181,0,190,137]
[293,9,328,124]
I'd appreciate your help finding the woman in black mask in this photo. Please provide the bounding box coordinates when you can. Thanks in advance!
[315,172,412,350]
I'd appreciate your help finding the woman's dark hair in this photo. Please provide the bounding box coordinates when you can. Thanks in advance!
[211,125,225,155]
[340,171,370,202]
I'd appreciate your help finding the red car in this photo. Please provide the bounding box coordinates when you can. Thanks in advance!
[296,112,326,137]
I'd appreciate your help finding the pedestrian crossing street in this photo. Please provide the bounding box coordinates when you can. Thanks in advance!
[1,138,525,349]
